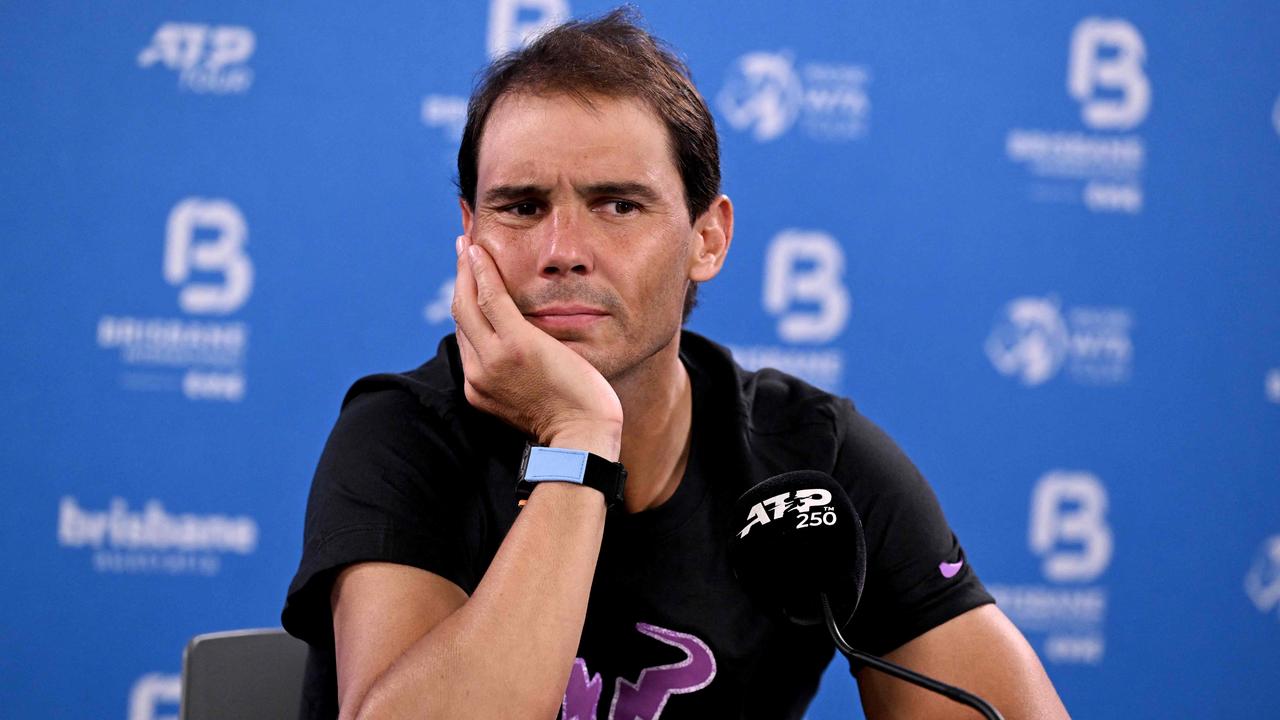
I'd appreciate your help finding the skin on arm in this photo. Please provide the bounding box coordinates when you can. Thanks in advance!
[331,237,622,720]
[856,604,1070,720]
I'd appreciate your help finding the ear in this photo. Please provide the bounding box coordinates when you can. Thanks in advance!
[459,197,474,237]
[688,194,733,283]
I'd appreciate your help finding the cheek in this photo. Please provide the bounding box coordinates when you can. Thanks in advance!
[476,225,538,275]
[627,242,690,307]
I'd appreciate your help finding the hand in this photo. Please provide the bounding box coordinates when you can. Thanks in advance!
[451,235,623,460]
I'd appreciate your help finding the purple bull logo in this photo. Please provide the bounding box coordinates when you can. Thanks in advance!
[562,623,717,720]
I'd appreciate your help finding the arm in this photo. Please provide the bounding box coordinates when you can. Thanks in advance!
[856,604,1069,720]
[334,236,623,719]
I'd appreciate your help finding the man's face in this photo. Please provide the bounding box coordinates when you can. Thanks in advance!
[463,92,715,381]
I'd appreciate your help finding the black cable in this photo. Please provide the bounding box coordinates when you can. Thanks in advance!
[820,594,1005,720]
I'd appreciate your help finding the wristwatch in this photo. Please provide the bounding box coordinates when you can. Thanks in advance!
[516,443,627,508]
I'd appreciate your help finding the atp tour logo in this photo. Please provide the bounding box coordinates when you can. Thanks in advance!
[718,51,871,142]
[1005,17,1149,214]
[988,470,1113,665]
[138,23,255,94]
[985,296,1133,387]
[96,198,253,402]
[730,229,850,392]
[1245,535,1280,620]
[737,488,836,539]
[422,0,569,141]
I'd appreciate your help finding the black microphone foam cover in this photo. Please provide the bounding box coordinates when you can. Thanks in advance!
[728,470,866,628]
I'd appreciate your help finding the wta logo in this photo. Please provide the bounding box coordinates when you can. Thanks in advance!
[718,51,870,142]
[1245,535,1280,619]
[718,52,803,142]
[986,296,1133,387]
[737,488,835,539]
[985,297,1070,387]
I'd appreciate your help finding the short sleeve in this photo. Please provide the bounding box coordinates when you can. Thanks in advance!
[832,401,994,658]
[281,387,477,646]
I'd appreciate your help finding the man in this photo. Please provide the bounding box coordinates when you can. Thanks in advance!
[283,9,1068,719]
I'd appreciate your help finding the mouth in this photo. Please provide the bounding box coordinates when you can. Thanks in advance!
[524,305,609,332]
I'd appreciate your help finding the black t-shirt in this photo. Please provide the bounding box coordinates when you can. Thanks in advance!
[282,331,993,719]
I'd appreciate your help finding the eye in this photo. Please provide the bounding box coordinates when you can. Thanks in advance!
[604,200,639,215]
[509,201,540,216]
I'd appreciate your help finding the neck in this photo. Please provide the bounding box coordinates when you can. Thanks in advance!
[611,332,693,513]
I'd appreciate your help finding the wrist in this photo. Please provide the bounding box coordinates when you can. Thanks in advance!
[545,423,622,462]
[517,443,627,509]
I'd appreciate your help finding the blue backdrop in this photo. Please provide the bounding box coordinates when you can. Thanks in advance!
[2,2,1278,718]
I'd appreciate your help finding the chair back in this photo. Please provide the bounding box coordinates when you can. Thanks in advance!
[180,628,309,720]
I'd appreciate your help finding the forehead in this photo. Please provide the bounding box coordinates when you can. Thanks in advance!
[476,92,680,189]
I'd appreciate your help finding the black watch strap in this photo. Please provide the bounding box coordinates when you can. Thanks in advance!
[516,443,627,508]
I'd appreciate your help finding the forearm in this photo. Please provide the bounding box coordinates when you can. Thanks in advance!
[349,481,607,720]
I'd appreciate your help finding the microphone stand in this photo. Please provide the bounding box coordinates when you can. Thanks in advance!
[820,594,1004,720]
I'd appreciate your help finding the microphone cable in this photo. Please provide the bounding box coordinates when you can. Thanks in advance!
[820,593,1005,720]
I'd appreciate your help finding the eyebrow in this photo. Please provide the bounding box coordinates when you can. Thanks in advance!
[481,184,547,205]
[480,181,664,206]
[579,182,662,205]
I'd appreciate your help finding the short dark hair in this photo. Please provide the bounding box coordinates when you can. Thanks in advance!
[456,7,720,320]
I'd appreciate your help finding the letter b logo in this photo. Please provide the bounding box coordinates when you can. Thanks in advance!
[1029,470,1113,582]
[164,198,253,315]
[763,230,851,343]
[1068,18,1151,131]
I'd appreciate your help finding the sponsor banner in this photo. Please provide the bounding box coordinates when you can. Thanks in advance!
[423,278,457,326]
[731,229,851,392]
[986,296,1133,387]
[990,470,1112,666]
[97,198,253,402]
[1245,535,1280,620]
[138,23,255,95]
[718,51,870,143]
[421,0,569,142]
[1005,17,1149,214]
[58,497,259,577]
[128,674,181,720]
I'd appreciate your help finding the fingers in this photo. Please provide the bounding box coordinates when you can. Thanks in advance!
[452,235,494,341]
[462,240,524,335]
[455,323,484,387]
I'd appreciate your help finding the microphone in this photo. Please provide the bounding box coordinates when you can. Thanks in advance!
[728,471,1004,720]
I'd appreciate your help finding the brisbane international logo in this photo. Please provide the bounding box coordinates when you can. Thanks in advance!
[1004,17,1150,214]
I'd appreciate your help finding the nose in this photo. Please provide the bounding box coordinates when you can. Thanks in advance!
[536,208,593,277]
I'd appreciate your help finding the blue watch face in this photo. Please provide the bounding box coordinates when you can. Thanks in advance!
[524,446,589,484]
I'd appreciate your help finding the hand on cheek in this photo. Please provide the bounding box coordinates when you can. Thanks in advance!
[451,235,623,459]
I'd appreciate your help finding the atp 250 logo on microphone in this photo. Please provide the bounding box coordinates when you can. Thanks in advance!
[737,487,837,538]
[95,198,254,402]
